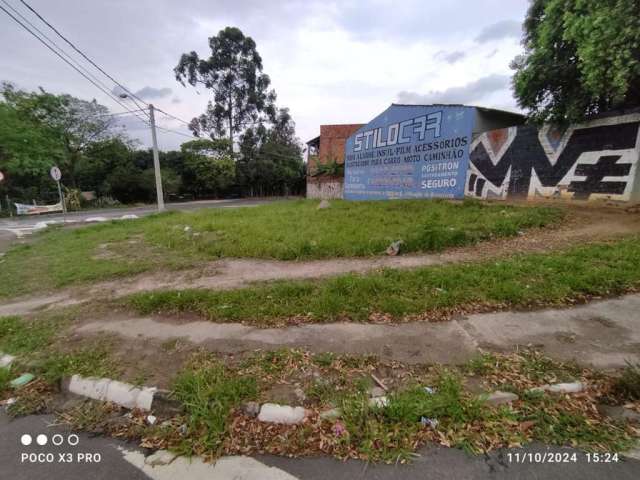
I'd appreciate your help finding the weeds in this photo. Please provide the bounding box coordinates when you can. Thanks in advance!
[172,359,257,456]
[0,316,58,355]
[35,348,115,383]
[613,362,640,400]
[128,237,640,325]
[0,366,11,394]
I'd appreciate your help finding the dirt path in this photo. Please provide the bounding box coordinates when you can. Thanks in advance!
[76,293,640,370]
[2,206,639,317]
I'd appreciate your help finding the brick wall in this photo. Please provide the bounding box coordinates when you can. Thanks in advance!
[307,124,363,199]
[318,124,364,165]
[466,112,640,202]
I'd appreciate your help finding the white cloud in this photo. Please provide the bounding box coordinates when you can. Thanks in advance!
[397,74,511,105]
[475,20,522,43]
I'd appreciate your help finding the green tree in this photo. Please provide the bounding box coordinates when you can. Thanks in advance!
[76,137,134,196]
[0,93,65,202]
[174,27,276,150]
[237,109,304,196]
[180,139,235,197]
[512,0,640,124]
[1,83,118,186]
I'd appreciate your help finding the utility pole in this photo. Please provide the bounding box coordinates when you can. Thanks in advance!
[149,104,165,212]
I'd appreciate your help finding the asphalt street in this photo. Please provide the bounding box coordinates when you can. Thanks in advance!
[1,412,639,480]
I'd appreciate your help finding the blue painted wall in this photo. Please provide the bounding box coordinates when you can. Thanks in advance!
[344,104,474,200]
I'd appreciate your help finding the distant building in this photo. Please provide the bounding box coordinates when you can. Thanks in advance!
[306,124,363,199]
[307,104,525,200]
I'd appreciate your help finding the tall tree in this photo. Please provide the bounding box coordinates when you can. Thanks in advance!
[237,109,304,196]
[512,0,640,124]
[174,27,276,150]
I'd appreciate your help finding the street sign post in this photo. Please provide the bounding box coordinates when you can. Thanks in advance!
[50,166,66,214]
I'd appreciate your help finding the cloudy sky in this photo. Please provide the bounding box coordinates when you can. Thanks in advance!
[0,0,529,150]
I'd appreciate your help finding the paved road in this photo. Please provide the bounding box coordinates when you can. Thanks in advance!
[0,198,282,252]
[1,412,639,480]
[0,198,279,229]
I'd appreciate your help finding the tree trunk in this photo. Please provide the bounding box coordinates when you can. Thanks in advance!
[228,96,234,155]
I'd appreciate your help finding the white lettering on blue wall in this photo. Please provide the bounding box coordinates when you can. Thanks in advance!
[353,111,442,152]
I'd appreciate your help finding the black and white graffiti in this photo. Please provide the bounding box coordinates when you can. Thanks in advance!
[466,114,640,201]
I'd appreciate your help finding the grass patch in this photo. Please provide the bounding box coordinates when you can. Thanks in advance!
[0,199,561,299]
[0,316,59,355]
[128,236,640,325]
[141,198,561,260]
[0,213,196,299]
[35,348,115,383]
[0,366,11,394]
[171,358,257,456]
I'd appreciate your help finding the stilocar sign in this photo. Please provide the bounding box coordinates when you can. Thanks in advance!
[344,104,474,200]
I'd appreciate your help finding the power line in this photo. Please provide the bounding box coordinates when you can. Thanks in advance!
[95,107,149,118]
[18,0,151,118]
[0,1,149,125]
[0,0,148,126]
[3,0,196,144]
[18,0,195,135]
[154,107,192,127]
[154,124,194,139]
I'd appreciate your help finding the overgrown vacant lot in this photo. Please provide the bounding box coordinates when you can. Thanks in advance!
[128,237,640,325]
[0,199,561,299]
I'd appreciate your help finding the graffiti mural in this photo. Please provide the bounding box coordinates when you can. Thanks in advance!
[466,114,640,201]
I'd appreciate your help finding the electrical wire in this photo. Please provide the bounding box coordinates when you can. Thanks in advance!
[18,0,197,134]
[154,124,194,139]
[18,0,151,118]
[154,107,192,126]
[0,1,151,126]
[94,108,149,118]
[4,1,226,146]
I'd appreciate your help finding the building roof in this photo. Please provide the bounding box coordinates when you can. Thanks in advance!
[391,103,525,119]
[306,135,320,147]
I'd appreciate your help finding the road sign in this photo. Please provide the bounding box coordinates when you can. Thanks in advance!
[0,171,4,182]
[50,166,62,182]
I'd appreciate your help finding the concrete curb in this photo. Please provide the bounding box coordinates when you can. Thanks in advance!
[64,375,157,411]
[0,353,15,368]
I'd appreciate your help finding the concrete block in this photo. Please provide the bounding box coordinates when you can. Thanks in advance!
[66,375,156,411]
[319,408,341,421]
[485,391,518,405]
[546,382,584,394]
[529,382,585,395]
[369,396,389,408]
[67,375,110,400]
[0,354,15,368]
[369,386,386,398]
[258,403,306,424]
[145,449,178,467]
